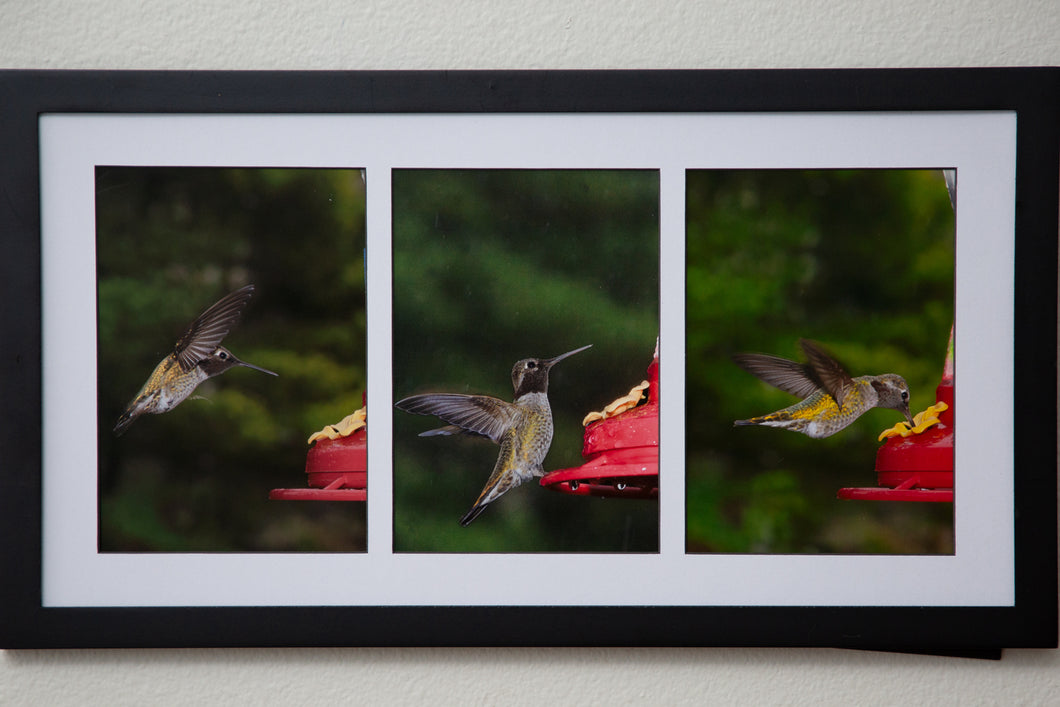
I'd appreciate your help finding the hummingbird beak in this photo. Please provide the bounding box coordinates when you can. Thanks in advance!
[543,344,592,368]
[901,403,914,426]
[236,357,278,376]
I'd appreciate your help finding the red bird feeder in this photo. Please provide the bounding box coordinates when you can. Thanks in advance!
[541,346,659,499]
[838,333,954,502]
[269,394,368,502]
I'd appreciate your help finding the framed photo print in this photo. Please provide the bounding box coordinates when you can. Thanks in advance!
[1,69,1056,649]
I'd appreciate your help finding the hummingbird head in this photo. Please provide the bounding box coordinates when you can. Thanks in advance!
[511,344,591,398]
[872,374,913,425]
[198,346,278,378]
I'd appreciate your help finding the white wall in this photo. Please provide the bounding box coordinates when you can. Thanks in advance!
[2,1,1058,704]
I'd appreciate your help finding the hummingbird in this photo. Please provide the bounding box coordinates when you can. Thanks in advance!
[732,338,913,439]
[395,344,591,526]
[113,284,277,436]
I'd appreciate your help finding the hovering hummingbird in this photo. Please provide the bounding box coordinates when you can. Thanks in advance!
[113,284,277,436]
[395,344,591,526]
[732,338,913,439]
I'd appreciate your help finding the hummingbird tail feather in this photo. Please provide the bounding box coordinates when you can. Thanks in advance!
[113,414,135,436]
[734,412,794,427]
[459,503,489,526]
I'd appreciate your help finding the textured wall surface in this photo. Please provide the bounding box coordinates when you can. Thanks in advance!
[2,1,1058,704]
[4,0,1059,70]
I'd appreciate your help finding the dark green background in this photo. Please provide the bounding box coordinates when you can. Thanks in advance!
[94,166,950,556]
[392,170,661,552]
[96,167,367,552]
[686,169,955,554]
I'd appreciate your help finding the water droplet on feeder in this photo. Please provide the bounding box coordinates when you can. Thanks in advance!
[616,482,627,491]
[569,481,579,491]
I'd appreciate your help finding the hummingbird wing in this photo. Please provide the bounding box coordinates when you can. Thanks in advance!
[799,339,856,409]
[173,285,256,371]
[731,352,823,400]
[395,393,521,444]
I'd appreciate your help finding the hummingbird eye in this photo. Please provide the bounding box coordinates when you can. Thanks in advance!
[218,351,229,360]
[901,390,908,401]
[526,361,537,369]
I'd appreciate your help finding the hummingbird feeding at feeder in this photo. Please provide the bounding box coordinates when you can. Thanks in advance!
[113,284,277,436]
[395,344,592,526]
[732,338,913,439]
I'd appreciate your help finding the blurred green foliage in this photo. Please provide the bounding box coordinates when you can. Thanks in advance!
[686,169,955,554]
[392,170,660,552]
[96,166,950,557]
[97,167,367,552]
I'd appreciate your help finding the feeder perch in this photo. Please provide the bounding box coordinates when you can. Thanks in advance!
[540,344,659,499]
[269,393,368,502]
[838,332,954,502]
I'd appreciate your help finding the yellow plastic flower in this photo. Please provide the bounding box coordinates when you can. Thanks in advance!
[308,406,367,444]
[878,401,948,441]
[582,380,649,426]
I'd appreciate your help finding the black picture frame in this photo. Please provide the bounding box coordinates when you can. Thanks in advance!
[1,69,1056,650]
